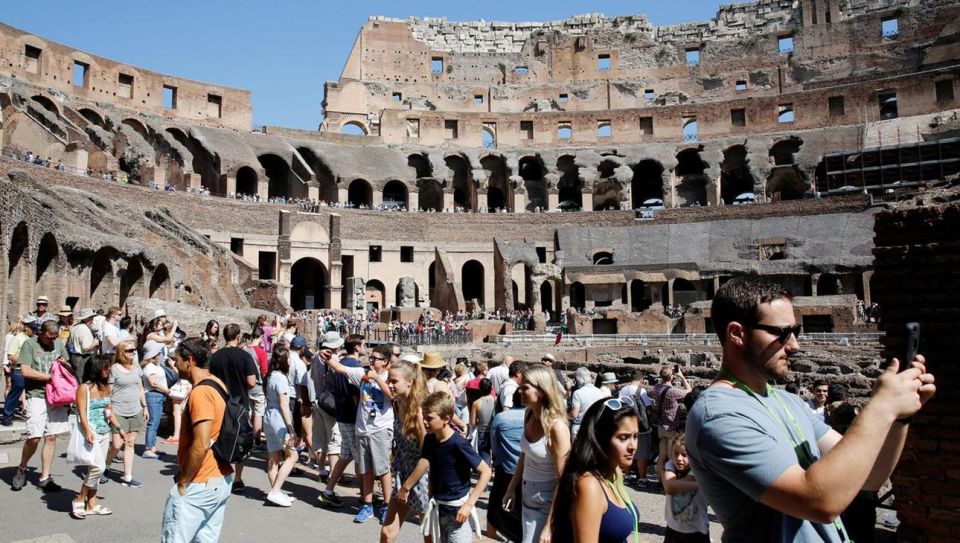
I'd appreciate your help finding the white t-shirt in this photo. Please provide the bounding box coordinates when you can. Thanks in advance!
[100,321,120,354]
[342,367,394,436]
[664,460,710,535]
[487,364,510,394]
[142,362,167,392]
[287,352,307,400]
[498,379,519,410]
[571,385,607,426]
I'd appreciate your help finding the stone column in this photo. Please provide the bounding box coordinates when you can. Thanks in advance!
[547,192,559,211]
[408,191,419,212]
[861,271,873,306]
[372,190,383,207]
[443,191,455,211]
[257,180,269,201]
[307,184,319,202]
[581,191,592,211]
[476,191,488,212]
[810,272,821,296]
[63,143,88,173]
[625,280,632,311]
[667,278,676,307]
[224,175,236,197]
[338,188,349,204]
[184,173,202,191]
[514,192,526,213]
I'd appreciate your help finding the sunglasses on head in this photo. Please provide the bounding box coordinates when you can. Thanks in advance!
[597,395,636,419]
[751,323,803,344]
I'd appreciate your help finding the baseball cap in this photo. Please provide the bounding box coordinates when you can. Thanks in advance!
[290,336,308,350]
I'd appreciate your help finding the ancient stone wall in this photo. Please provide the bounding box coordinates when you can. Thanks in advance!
[872,191,960,542]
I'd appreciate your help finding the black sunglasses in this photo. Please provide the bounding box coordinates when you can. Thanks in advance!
[123,348,138,354]
[751,323,803,344]
[370,356,387,362]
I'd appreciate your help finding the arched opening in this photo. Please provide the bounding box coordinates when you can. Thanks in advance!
[511,281,520,309]
[348,179,372,208]
[175,132,220,193]
[78,108,106,129]
[557,155,582,211]
[365,279,385,312]
[631,280,651,312]
[291,257,328,310]
[593,251,614,265]
[383,180,408,209]
[682,118,699,142]
[9,222,28,280]
[119,258,144,306]
[297,147,338,203]
[675,148,708,206]
[445,155,475,211]
[31,95,59,116]
[165,127,189,146]
[235,166,258,196]
[570,282,585,310]
[408,154,432,179]
[461,260,485,307]
[35,232,58,284]
[540,282,554,320]
[767,167,807,201]
[340,121,368,136]
[818,274,840,296]
[481,155,511,212]
[672,278,699,307]
[631,159,665,208]
[720,145,756,205]
[395,279,420,308]
[258,154,294,199]
[149,264,170,299]
[7,222,27,317]
[418,180,443,211]
[598,159,619,180]
[770,138,803,166]
[90,247,116,308]
[428,262,437,302]
[121,118,149,140]
[482,126,497,149]
[487,187,505,210]
[593,179,623,211]
[519,156,546,211]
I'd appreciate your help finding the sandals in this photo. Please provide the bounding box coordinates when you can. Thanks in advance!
[71,500,86,519]
[86,505,113,516]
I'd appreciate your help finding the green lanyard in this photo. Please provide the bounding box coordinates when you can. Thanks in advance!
[717,369,852,543]
[605,472,639,543]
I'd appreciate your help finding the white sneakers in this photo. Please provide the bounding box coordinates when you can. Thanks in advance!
[266,490,296,507]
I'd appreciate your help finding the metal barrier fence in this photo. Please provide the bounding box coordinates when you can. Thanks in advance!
[367,328,472,346]
[492,332,885,346]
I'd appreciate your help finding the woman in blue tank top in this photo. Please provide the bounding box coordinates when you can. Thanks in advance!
[549,395,641,543]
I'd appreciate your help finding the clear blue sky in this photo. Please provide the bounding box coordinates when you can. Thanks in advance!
[6,1,724,129]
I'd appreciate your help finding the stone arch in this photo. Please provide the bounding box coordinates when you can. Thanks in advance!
[119,258,145,307]
[557,155,582,211]
[672,278,699,307]
[149,264,171,299]
[770,137,803,166]
[570,281,585,310]
[174,130,220,193]
[78,108,106,129]
[340,121,368,136]
[383,180,408,209]
[365,279,385,311]
[519,155,546,211]
[408,153,432,179]
[297,146,338,203]
[462,260,485,308]
[481,155,511,212]
[89,247,117,309]
[540,281,554,319]
[631,280,652,312]
[165,127,189,145]
[593,251,614,265]
[235,166,258,196]
[35,232,60,303]
[121,118,149,140]
[258,154,294,199]
[445,154,475,211]
[31,94,59,116]
[631,159,665,208]
[291,257,328,310]
[7,222,30,318]
[675,148,708,206]
[481,125,497,149]
[417,179,443,211]
[348,179,373,208]
[720,145,756,204]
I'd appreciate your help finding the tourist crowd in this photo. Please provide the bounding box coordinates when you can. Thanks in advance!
[0,277,935,543]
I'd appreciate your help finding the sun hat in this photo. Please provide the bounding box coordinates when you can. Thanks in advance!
[77,308,96,321]
[36,295,49,305]
[153,309,166,319]
[320,331,344,349]
[57,305,73,317]
[420,351,446,369]
[541,353,557,364]
[142,340,164,361]
[399,353,421,364]
[602,371,618,384]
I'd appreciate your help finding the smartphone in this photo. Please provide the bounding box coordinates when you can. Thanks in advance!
[900,322,920,372]
[674,364,679,373]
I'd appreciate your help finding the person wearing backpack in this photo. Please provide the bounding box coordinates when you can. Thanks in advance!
[161,337,233,543]
[310,331,344,480]
[208,323,257,493]
[619,370,656,484]
[652,365,692,484]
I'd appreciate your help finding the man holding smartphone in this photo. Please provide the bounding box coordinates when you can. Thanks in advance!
[686,276,935,542]
[652,364,692,483]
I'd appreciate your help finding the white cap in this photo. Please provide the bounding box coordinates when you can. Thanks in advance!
[153,309,166,319]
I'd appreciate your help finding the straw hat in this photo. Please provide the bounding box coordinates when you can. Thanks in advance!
[57,305,73,317]
[420,351,446,369]
[602,371,618,384]
[77,308,96,321]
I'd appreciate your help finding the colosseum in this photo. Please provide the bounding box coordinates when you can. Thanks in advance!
[0,0,958,537]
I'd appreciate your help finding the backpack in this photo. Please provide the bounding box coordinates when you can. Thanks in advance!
[648,386,671,430]
[632,388,652,435]
[198,379,254,464]
[161,363,179,388]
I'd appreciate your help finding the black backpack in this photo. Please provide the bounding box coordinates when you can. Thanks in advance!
[198,379,254,464]
[632,388,653,434]
[647,386,671,430]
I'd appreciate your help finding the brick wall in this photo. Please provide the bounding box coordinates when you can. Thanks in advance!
[873,203,960,542]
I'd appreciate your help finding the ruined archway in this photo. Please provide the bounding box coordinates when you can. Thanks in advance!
[394,279,420,308]
[365,279,385,312]
[418,179,443,211]
[770,137,803,166]
[630,280,651,312]
[259,154,297,199]
[121,118,149,140]
[78,108,106,129]
[31,95,59,116]
[408,154,432,179]
[631,159,665,208]
[149,264,171,299]
[291,257,328,310]
[462,260,485,308]
[481,155,511,212]
[570,282,585,310]
[540,282,554,319]
[297,146,338,203]
[119,258,144,307]
[720,145,755,204]
[675,148,708,206]
[672,278,699,307]
[7,222,29,317]
[445,155,475,211]
[383,180,408,209]
[557,155,582,211]
[340,121,368,136]
[35,233,60,305]
[519,156,546,211]
[90,247,116,309]
[235,166,258,196]
[348,179,372,208]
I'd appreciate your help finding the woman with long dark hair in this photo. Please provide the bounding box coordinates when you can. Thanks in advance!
[550,397,641,543]
[262,345,298,507]
[71,355,122,519]
[202,320,220,345]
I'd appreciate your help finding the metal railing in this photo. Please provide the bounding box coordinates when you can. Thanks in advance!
[492,332,884,345]
[367,328,472,346]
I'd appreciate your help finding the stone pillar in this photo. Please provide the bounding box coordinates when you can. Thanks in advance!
[476,191,488,212]
[443,191,455,211]
[547,192,559,211]
[63,143,88,173]
[667,278,676,307]
[224,175,236,197]
[408,191,419,212]
[338,188,349,204]
[372,190,383,207]
[257,180,269,201]
[306,184,319,202]
[514,192,526,213]
[810,272,821,296]
[706,180,720,206]
[581,191,592,211]
[184,173,202,191]
[861,270,873,306]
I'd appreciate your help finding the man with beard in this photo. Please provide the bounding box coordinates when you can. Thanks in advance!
[685,276,936,542]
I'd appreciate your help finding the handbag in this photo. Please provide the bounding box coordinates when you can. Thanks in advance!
[45,360,78,407]
[66,386,96,466]
[169,379,189,401]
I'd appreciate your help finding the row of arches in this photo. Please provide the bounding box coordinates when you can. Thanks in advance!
[5,221,173,319]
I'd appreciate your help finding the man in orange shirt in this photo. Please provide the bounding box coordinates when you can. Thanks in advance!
[161,338,233,543]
